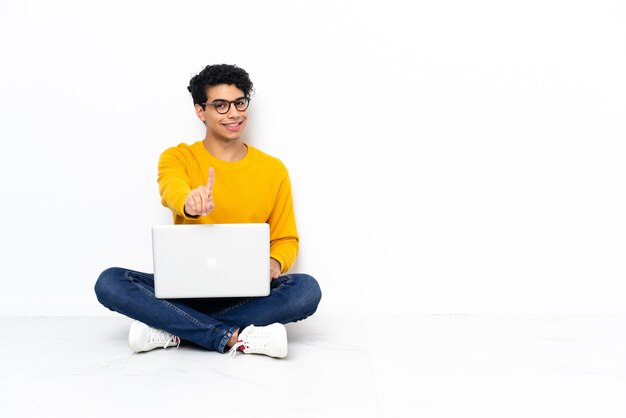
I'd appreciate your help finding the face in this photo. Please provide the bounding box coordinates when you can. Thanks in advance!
[195,84,248,143]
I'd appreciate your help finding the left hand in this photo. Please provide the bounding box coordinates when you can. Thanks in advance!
[270,258,281,280]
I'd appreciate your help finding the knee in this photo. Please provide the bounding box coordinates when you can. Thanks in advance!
[94,267,127,306]
[293,273,322,313]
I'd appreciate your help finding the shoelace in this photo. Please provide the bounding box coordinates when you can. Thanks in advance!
[149,328,181,349]
[228,341,245,359]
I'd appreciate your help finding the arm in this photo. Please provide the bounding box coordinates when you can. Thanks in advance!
[158,148,214,219]
[267,173,299,274]
[158,148,193,218]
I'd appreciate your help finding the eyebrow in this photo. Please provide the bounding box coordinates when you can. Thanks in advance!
[210,96,246,103]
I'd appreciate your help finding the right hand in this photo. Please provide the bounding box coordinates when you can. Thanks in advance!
[184,167,215,217]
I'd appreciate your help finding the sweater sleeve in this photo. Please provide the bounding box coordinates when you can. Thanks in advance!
[268,172,299,273]
[157,147,197,220]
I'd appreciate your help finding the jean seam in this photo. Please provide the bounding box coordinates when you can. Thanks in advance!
[125,272,222,334]
[218,326,239,353]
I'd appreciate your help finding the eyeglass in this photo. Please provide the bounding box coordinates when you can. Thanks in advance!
[202,97,250,114]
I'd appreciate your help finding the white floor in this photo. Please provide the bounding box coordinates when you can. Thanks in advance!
[2,314,626,418]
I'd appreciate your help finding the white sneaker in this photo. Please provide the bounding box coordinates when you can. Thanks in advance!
[228,323,288,359]
[128,321,181,353]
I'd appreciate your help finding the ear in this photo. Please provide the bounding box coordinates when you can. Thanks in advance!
[194,104,206,123]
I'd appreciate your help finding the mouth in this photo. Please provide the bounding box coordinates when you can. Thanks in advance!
[221,121,243,132]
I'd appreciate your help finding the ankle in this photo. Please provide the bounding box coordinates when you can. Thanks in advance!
[227,329,239,348]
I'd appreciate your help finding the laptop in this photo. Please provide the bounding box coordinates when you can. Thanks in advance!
[152,223,270,299]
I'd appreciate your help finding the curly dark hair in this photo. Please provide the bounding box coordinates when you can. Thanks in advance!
[187,64,254,108]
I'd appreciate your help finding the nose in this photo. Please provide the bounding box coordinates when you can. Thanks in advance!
[226,102,242,118]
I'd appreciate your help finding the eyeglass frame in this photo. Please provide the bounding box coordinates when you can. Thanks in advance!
[201,96,251,114]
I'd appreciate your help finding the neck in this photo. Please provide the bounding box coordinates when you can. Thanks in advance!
[203,137,247,162]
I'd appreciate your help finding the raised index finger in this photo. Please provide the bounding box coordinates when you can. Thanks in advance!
[206,166,215,192]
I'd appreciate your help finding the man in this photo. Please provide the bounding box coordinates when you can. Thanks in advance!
[95,64,322,358]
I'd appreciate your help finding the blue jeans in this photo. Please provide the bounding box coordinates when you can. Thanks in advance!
[94,267,322,353]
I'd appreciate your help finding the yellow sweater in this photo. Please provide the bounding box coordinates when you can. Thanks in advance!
[157,141,299,273]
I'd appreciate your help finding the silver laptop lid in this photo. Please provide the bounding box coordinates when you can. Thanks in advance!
[152,223,270,299]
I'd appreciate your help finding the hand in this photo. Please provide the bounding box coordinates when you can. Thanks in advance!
[184,167,215,217]
[270,258,281,280]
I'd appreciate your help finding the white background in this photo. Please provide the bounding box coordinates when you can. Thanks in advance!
[0,0,624,316]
